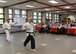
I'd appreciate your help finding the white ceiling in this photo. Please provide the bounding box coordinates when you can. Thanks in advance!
[0,0,27,6]
[65,0,76,3]
[10,2,48,10]
[37,0,67,6]
[31,7,60,11]
[0,0,76,13]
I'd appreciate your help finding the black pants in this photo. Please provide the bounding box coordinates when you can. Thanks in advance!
[24,34,35,49]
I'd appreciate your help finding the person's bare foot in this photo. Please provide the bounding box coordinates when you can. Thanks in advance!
[31,49,36,52]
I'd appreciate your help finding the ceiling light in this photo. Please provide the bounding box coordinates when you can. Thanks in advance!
[64,6,71,9]
[0,0,7,3]
[44,9,50,11]
[56,11,60,12]
[26,5,34,8]
[49,0,58,4]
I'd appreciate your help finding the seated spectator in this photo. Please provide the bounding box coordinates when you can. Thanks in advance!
[39,23,46,33]
[58,22,67,34]
[46,22,51,33]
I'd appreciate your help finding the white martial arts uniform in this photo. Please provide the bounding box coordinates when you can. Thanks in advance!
[2,22,16,41]
[22,22,34,36]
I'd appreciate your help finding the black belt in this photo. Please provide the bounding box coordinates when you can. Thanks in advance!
[26,32,34,33]
[26,32,35,36]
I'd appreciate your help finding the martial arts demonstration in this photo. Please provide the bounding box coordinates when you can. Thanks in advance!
[2,18,36,51]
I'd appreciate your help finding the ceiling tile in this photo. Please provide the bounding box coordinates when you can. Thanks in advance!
[37,0,67,6]
[65,0,76,3]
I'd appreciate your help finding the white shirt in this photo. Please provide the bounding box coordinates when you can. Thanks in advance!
[22,22,34,32]
[2,22,16,30]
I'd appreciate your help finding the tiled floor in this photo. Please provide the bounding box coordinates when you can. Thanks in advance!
[0,32,76,54]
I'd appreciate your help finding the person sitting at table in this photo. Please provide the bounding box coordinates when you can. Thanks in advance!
[55,22,60,27]
[46,22,51,33]
[39,23,47,33]
[50,21,55,27]
[60,22,67,34]
[70,21,75,27]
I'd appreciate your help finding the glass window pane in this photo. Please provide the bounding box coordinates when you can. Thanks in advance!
[9,15,12,19]
[22,15,26,18]
[49,14,51,16]
[0,20,3,24]
[55,18,57,19]
[46,17,48,19]
[9,9,12,14]
[15,10,20,14]
[33,12,37,15]
[15,15,20,17]
[38,17,41,19]
[38,13,41,16]
[0,14,3,18]
[57,18,59,19]
[38,20,41,23]
[49,17,51,19]
[57,15,59,17]
[55,14,56,17]
[55,20,56,22]
[0,8,3,13]
[22,10,26,14]
[33,16,37,19]
[46,13,48,16]
[33,20,37,23]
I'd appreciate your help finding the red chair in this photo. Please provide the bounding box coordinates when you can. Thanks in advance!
[50,27,58,33]
[67,27,76,35]
[35,26,42,31]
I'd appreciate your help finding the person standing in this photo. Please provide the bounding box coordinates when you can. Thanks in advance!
[2,19,17,41]
[22,18,36,51]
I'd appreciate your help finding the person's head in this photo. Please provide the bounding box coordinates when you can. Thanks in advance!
[27,18,32,23]
[6,19,10,23]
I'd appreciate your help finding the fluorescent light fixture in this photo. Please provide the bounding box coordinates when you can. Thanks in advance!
[44,9,50,11]
[64,6,71,9]
[49,0,58,4]
[0,0,7,3]
[56,11,60,12]
[26,5,34,8]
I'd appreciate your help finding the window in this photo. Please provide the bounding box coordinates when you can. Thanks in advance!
[9,9,12,14]
[33,20,37,23]
[32,12,42,23]
[9,9,13,19]
[0,8,3,13]
[0,8,3,24]
[33,12,37,15]
[45,13,52,22]
[21,10,26,18]
[8,9,13,22]
[22,10,26,15]
[55,14,59,22]
[34,16,37,19]
[15,10,20,14]
[15,9,20,17]
[38,13,41,16]
[38,20,41,23]
[0,14,3,18]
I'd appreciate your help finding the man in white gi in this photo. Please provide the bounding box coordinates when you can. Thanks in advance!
[22,18,36,51]
[2,19,17,41]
